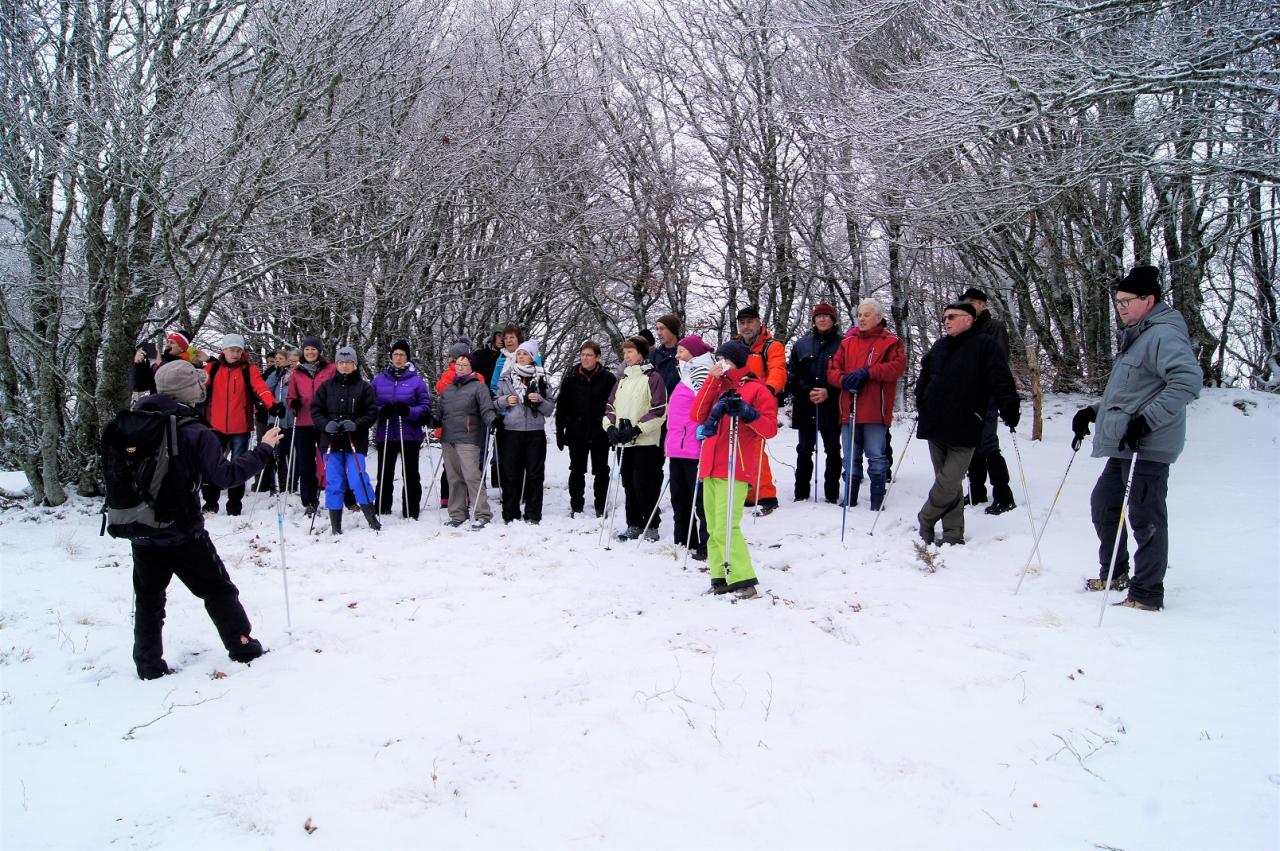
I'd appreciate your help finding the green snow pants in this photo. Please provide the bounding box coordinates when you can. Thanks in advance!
[703,477,758,590]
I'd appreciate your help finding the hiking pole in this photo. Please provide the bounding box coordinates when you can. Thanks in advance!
[1098,453,1139,626]
[397,416,410,517]
[751,430,766,520]
[681,440,712,568]
[868,415,918,536]
[1014,447,1079,595]
[636,472,670,545]
[722,415,740,585]
[812,408,821,503]
[840,395,857,544]
[275,483,293,635]
[375,418,389,514]
[1008,429,1045,586]
[597,446,624,548]
[352,451,380,531]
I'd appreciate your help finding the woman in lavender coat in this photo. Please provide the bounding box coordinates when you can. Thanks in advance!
[371,339,432,518]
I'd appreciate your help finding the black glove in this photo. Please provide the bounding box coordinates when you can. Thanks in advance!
[1071,407,1095,451]
[1119,414,1151,452]
[289,398,302,412]
[620,423,643,444]
[340,420,357,432]
[391,401,410,417]
[1003,408,1021,431]
[324,420,341,434]
[269,402,286,418]
[606,425,620,446]
[841,368,869,394]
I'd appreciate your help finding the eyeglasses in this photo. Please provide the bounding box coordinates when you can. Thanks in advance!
[1113,295,1147,309]
[942,313,968,322]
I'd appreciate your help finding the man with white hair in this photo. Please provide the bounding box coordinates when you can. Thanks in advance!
[826,299,906,511]
[201,332,281,515]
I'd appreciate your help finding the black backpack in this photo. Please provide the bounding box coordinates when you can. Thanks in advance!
[99,410,196,539]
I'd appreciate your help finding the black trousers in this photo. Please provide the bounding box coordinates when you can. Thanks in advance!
[795,417,843,501]
[567,440,610,513]
[621,444,663,530]
[1090,457,1171,607]
[499,430,547,522]
[293,426,320,508]
[200,432,249,513]
[376,439,422,518]
[967,405,1012,502]
[669,457,708,548]
[131,531,253,677]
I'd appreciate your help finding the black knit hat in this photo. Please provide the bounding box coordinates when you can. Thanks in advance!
[1115,265,1161,299]
[636,329,655,347]
[959,287,988,303]
[623,335,651,358]
[715,340,750,369]
[389,339,412,360]
[301,335,325,353]
[735,304,761,321]
[943,301,977,319]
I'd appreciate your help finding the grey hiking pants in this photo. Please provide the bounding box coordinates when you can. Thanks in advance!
[442,442,492,523]
[919,441,975,543]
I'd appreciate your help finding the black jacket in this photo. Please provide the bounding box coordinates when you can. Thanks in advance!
[311,370,378,453]
[470,343,501,396]
[915,328,1019,447]
[130,394,273,546]
[555,363,618,446]
[648,345,680,394]
[786,325,842,430]
[973,309,1010,358]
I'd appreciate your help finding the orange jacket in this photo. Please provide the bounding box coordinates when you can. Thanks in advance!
[736,329,787,395]
[690,367,779,484]
[203,356,274,435]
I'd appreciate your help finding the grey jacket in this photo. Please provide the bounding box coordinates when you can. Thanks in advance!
[1091,303,1201,464]
[495,371,557,432]
[439,373,496,447]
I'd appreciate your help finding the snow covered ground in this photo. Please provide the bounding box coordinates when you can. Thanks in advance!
[1,390,1277,850]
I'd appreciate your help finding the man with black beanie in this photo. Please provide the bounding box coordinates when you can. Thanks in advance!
[649,314,683,393]
[959,287,1017,514]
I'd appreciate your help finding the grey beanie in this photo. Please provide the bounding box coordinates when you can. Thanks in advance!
[220,332,246,350]
[155,360,206,406]
[335,346,358,363]
[448,337,472,360]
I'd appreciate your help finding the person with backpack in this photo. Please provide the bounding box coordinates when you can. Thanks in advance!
[665,335,713,559]
[286,336,337,516]
[603,335,668,541]
[200,333,281,515]
[371,339,431,519]
[438,351,497,529]
[788,303,844,503]
[103,359,280,680]
[555,340,617,518]
[494,340,556,524]
[690,340,780,598]
[733,305,786,515]
[312,346,380,534]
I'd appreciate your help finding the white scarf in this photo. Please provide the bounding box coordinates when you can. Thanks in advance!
[678,352,713,392]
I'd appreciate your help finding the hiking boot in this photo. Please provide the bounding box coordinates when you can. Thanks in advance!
[329,510,343,535]
[471,518,490,530]
[229,636,264,663]
[642,527,660,542]
[1114,598,1161,611]
[733,586,759,600]
[1086,576,1130,592]
[965,488,988,506]
[359,504,382,531]
[793,489,810,502]
[708,578,728,594]
[845,480,862,508]
[616,526,642,541]
[445,519,465,528]
[202,503,218,515]
[755,499,778,516]
[137,663,174,680]
[984,499,1017,515]
[691,545,707,562]
[225,504,242,517]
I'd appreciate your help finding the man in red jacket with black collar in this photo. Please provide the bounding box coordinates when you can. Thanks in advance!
[201,333,281,515]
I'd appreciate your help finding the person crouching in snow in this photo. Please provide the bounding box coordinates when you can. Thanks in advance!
[603,335,669,541]
[494,340,556,524]
[690,340,779,598]
[311,346,380,534]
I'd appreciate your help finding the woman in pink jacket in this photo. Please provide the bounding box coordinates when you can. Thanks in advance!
[664,335,714,559]
[286,335,337,516]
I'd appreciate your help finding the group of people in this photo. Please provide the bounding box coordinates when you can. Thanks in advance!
[116,264,1198,679]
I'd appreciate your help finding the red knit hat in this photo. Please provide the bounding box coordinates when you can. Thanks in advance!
[812,303,838,321]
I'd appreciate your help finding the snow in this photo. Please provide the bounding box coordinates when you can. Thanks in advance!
[1,390,1277,849]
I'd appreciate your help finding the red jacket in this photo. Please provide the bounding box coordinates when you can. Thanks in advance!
[690,367,779,484]
[203,357,274,435]
[826,321,906,426]
[287,359,337,428]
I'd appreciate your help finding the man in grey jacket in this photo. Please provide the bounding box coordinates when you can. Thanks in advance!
[1071,266,1201,611]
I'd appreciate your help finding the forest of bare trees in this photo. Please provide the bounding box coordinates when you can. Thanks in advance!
[2,0,1276,503]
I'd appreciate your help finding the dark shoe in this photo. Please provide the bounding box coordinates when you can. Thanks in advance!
[616,526,642,541]
[642,527,659,542]
[793,490,810,502]
[709,578,728,594]
[137,662,174,680]
[984,499,1017,515]
[869,481,886,511]
[359,503,382,531]
[1114,598,1161,611]
[202,503,218,515]
[965,488,988,506]
[304,503,318,518]
[1086,575,1130,592]
[941,537,965,546]
[845,480,862,508]
[329,509,343,535]
[755,499,778,516]
[733,586,759,599]
[526,518,540,526]
[445,519,465,528]
[824,494,839,505]
[225,504,242,517]
[691,546,707,562]
[471,518,490,530]
[229,636,264,663]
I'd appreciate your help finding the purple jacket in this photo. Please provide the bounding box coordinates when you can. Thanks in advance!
[371,363,432,443]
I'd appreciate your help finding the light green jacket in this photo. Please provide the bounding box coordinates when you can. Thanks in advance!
[602,363,668,447]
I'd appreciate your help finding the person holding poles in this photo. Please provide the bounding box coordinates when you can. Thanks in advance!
[603,335,669,541]
[438,351,497,529]
[287,336,337,517]
[371,339,431,520]
[200,333,281,515]
[732,305,787,515]
[690,340,779,598]
[311,346,380,535]
[494,340,556,524]
[665,334,714,560]
[788,303,843,503]
[1073,265,1201,612]
[827,299,906,512]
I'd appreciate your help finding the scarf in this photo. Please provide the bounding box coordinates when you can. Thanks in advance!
[678,352,714,392]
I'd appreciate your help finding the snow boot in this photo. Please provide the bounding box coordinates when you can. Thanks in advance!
[229,636,264,663]
[869,480,886,511]
[1086,575,1129,592]
[984,498,1017,515]
[471,518,489,530]
[708,578,728,594]
[691,545,708,562]
[918,522,935,545]
[616,526,642,541]
[446,519,465,528]
[965,487,988,506]
[359,503,382,531]
[329,509,343,535]
[304,503,318,518]
[846,479,862,508]
[733,585,759,600]
[755,497,779,516]
[642,527,660,542]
